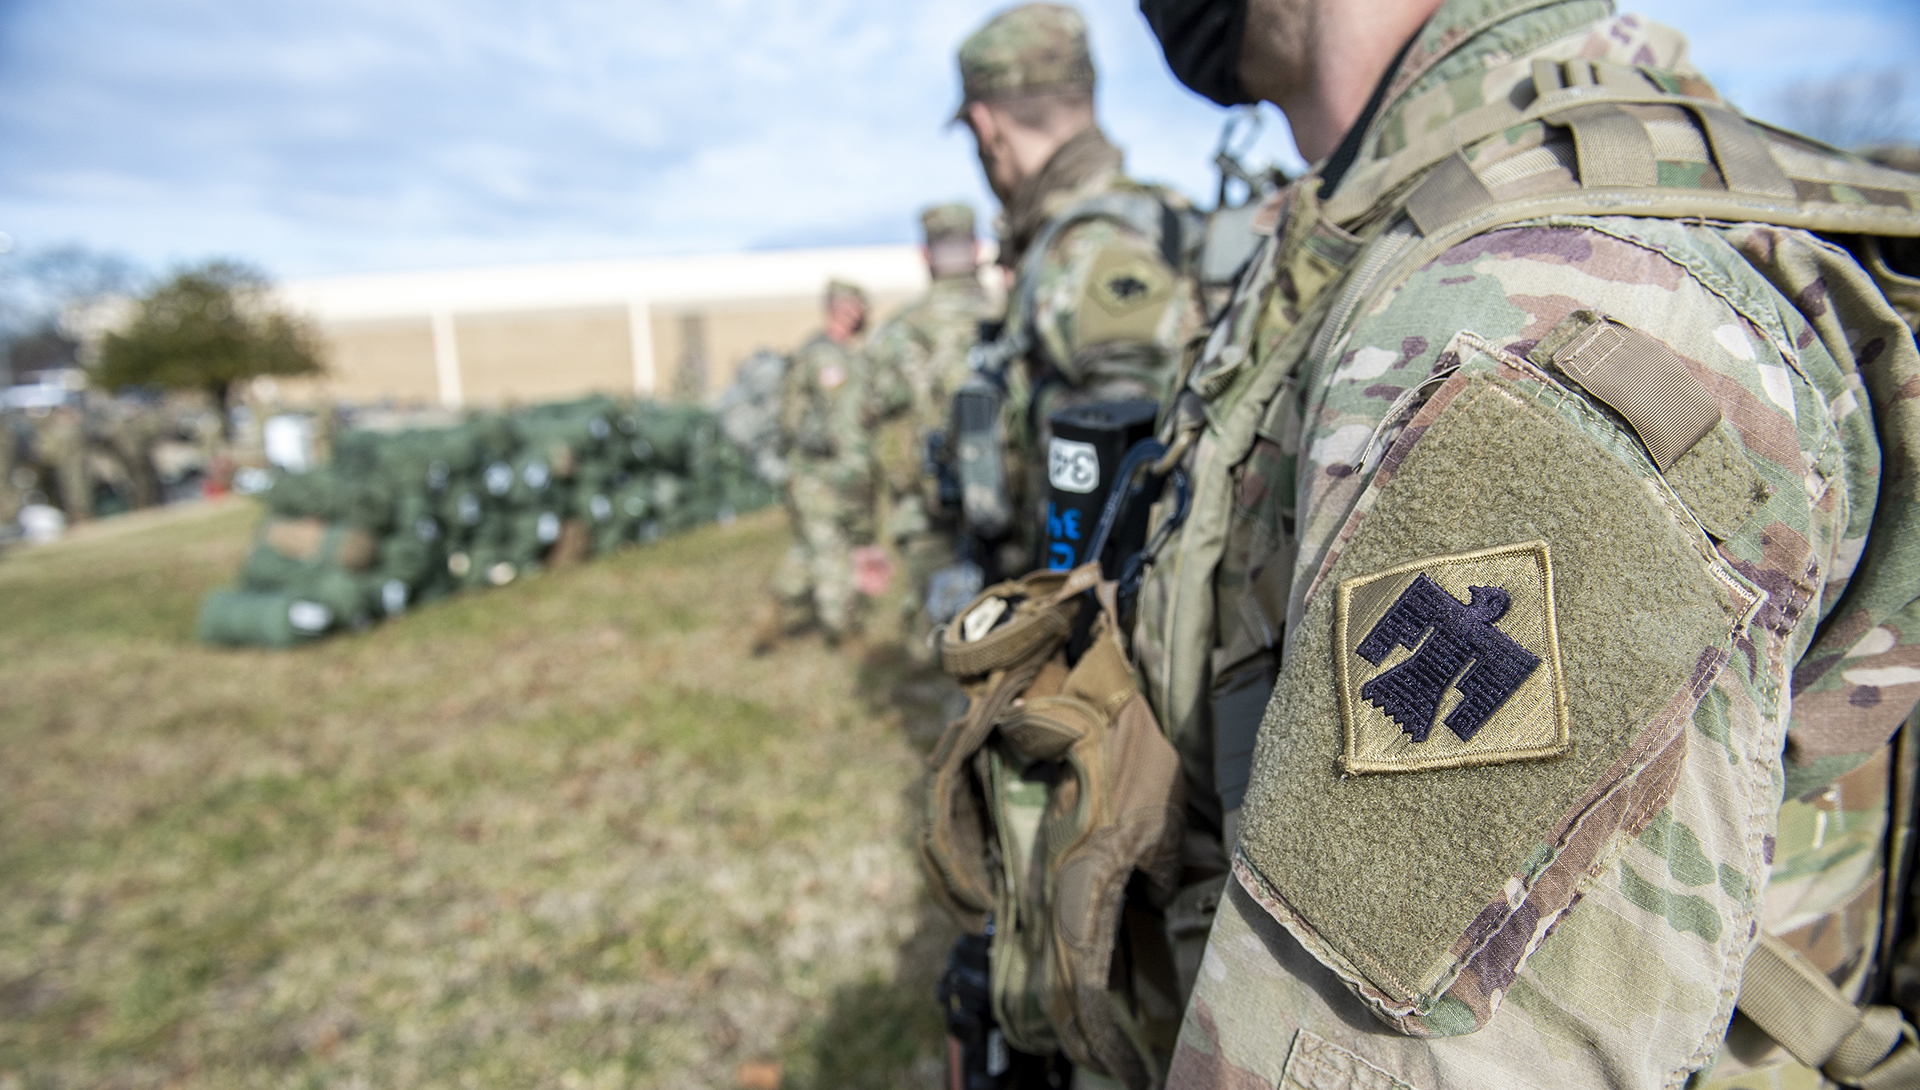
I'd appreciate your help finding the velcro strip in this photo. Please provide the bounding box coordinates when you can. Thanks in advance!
[1536,311,1722,471]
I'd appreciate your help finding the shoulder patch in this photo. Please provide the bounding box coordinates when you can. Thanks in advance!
[1077,246,1173,348]
[1335,541,1569,773]
[1235,339,1762,1035]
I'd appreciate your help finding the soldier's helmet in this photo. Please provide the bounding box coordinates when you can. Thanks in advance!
[953,3,1096,121]
[920,203,977,246]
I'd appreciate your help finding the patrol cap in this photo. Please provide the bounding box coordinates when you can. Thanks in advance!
[920,203,977,245]
[953,3,1096,121]
[825,278,869,306]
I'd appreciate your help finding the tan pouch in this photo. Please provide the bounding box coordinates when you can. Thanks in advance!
[919,564,1185,1089]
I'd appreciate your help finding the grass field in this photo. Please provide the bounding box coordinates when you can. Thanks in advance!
[0,501,959,1090]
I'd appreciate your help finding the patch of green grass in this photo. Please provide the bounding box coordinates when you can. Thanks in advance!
[0,502,952,1088]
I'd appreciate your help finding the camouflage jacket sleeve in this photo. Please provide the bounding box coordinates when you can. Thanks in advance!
[862,310,927,427]
[1171,216,1920,1089]
[1023,214,1192,404]
[781,335,869,469]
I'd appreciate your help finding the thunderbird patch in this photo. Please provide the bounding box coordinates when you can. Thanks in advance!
[1334,541,1569,774]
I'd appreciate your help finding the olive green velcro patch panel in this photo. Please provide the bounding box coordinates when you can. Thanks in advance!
[1077,245,1173,348]
[1664,423,1774,541]
[1530,309,1721,472]
[1237,369,1746,1024]
[1335,541,1570,774]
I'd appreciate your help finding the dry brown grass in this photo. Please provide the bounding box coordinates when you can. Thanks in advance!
[0,502,958,1089]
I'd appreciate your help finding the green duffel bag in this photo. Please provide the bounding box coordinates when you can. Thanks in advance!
[454,543,524,588]
[264,468,394,530]
[327,430,383,479]
[502,507,565,565]
[631,402,710,472]
[197,588,337,648]
[377,527,441,590]
[438,485,488,543]
[239,518,378,591]
[283,565,374,626]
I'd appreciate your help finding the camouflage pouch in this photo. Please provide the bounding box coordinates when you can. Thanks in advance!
[919,564,1185,1089]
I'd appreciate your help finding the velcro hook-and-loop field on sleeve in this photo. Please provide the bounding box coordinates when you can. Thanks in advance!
[1233,340,1762,1035]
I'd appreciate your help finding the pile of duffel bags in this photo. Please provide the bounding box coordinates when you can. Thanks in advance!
[197,395,777,647]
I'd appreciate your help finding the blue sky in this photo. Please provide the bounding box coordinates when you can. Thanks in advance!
[0,0,1914,280]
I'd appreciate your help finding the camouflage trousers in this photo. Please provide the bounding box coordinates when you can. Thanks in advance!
[55,454,91,522]
[769,464,873,640]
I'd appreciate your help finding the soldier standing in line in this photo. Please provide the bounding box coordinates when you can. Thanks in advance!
[101,400,163,509]
[755,279,874,652]
[34,403,92,524]
[1109,0,1920,1086]
[952,3,1201,568]
[0,411,23,528]
[864,204,996,663]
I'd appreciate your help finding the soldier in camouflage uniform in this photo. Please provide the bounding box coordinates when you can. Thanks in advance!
[757,279,874,650]
[954,3,1200,563]
[864,203,996,662]
[0,411,23,528]
[33,404,92,523]
[1118,0,1920,1087]
[101,400,164,509]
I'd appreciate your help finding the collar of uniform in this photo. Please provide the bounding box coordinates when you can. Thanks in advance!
[999,125,1125,268]
[929,271,987,291]
[1331,0,1612,189]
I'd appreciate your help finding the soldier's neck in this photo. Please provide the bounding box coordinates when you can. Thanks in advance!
[999,127,1122,267]
[1243,0,1442,162]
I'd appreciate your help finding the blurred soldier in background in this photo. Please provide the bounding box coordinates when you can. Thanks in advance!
[101,400,164,509]
[953,2,1200,568]
[0,411,23,528]
[864,203,995,663]
[34,404,92,524]
[755,279,874,652]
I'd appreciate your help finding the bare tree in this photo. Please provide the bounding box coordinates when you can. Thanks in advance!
[0,244,142,384]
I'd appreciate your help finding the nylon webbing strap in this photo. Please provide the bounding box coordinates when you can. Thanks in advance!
[1693,103,1797,198]
[1405,151,1497,237]
[1545,102,1658,188]
[1740,933,1920,1088]
[1531,57,1564,94]
[1535,310,1720,472]
[938,565,1099,678]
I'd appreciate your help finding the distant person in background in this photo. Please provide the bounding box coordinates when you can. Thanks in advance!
[0,412,23,528]
[34,404,92,524]
[102,401,164,509]
[953,2,1199,568]
[863,203,996,664]
[755,279,874,652]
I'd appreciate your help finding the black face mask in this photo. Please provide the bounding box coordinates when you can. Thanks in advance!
[1139,0,1253,107]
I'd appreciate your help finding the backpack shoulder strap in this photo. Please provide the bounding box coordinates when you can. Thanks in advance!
[1738,931,1920,1085]
[1341,59,1920,260]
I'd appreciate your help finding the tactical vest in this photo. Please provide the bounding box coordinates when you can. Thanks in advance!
[974,188,1204,383]
[1136,58,1920,1087]
[956,189,1203,544]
